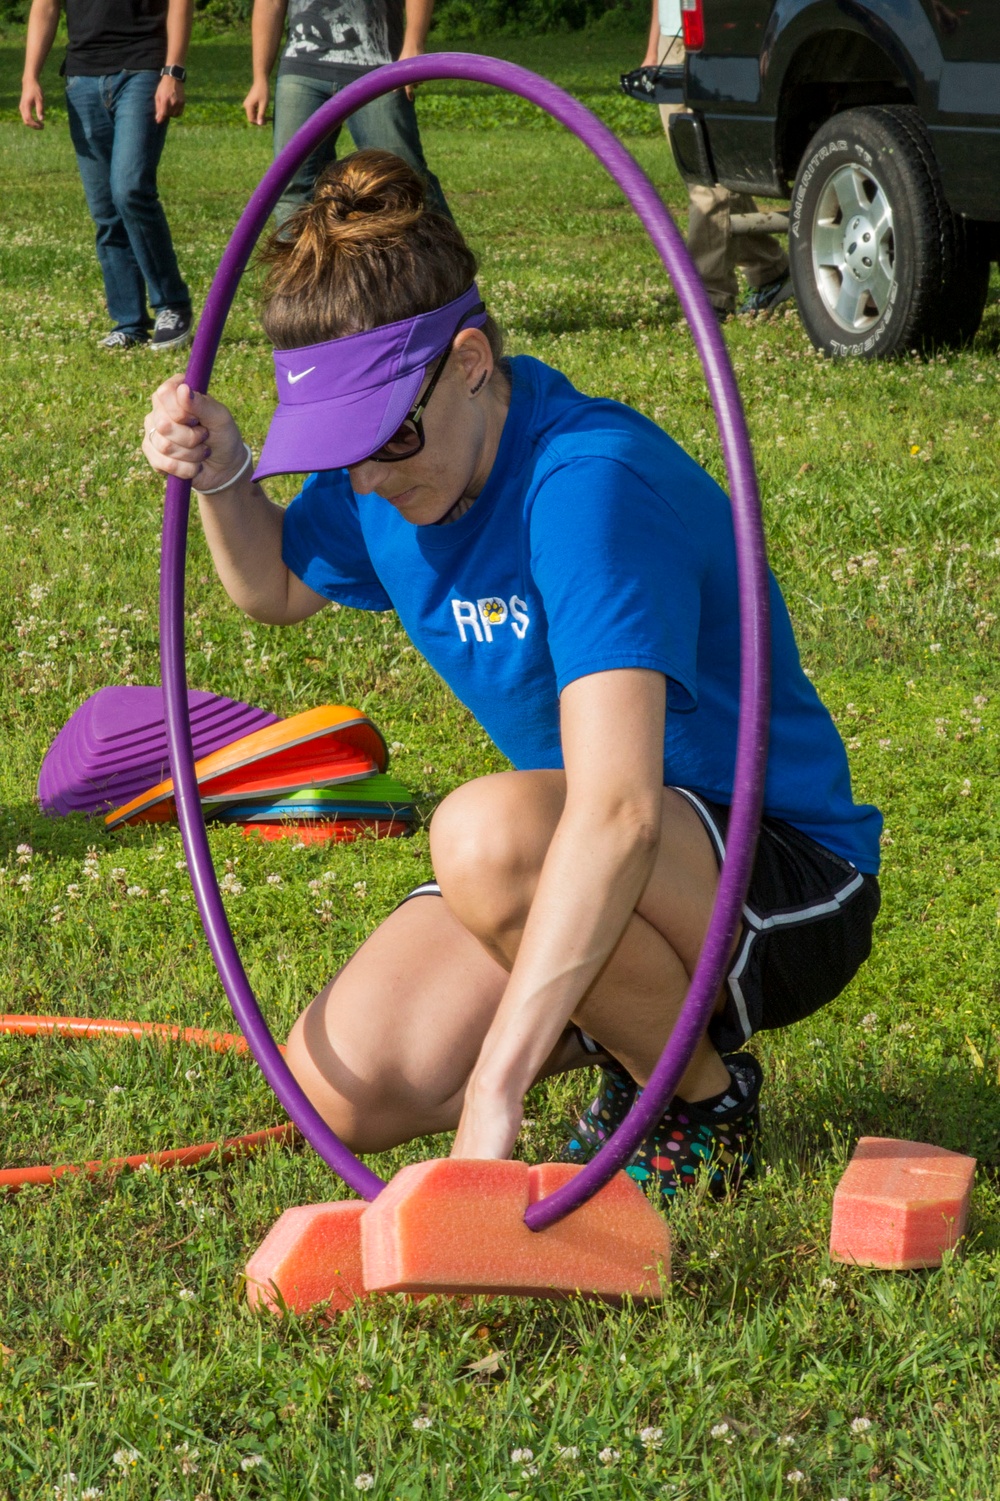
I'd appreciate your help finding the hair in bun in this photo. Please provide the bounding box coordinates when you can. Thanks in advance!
[260,149,501,357]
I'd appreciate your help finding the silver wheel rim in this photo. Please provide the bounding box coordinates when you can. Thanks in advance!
[811,162,895,333]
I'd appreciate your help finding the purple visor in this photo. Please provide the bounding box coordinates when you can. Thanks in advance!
[253,283,488,479]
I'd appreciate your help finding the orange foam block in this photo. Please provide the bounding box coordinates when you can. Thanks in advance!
[361,1159,670,1302]
[245,1201,367,1315]
[829,1137,976,1270]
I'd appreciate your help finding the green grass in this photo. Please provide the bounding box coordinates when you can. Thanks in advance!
[2,24,1000,1501]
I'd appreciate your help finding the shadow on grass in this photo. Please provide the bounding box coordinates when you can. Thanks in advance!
[2,801,137,862]
[766,1063,1000,1178]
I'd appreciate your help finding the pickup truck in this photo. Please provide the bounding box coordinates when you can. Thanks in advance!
[662,0,1000,357]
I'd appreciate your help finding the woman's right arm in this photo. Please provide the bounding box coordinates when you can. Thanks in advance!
[143,374,327,626]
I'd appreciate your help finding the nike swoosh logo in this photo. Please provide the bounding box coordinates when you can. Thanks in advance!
[287,366,316,385]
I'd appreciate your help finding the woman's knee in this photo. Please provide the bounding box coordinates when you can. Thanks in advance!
[429,773,557,939]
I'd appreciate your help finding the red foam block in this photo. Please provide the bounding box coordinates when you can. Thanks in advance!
[245,1201,367,1315]
[361,1159,670,1302]
[829,1137,976,1270]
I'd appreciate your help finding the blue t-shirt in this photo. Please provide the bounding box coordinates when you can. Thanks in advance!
[282,355,882,873]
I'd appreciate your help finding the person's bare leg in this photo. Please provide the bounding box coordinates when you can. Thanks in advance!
[430,771,733,1102]
[286,771,734,1154]
[284,894,598,1152]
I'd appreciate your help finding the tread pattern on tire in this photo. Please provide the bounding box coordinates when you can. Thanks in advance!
[877,104,990,348]
[788,105,988,357]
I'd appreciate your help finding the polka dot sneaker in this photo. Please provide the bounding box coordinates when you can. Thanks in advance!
[625,1052,763,1202]
[560,1059,637,1165]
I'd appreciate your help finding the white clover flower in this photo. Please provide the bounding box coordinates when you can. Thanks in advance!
[777,1434,796,1448]
[308,878,322,891]
[860,1013,878,1032]
[597,1447,620,1465]
[510,1449,533,1464]
[112,1448,139,1468]
[81,1490,103,1500]
[639,1427,663,1449]
[353,880,367,895]
[819,1276,838,1292]
[710,1422,732,1441]
[266,874,283,886]
[219,872,244,894]
[240,1455,264,1470]
[185,1068,201,1082]
[521,1465,539,1479]
[412,1416,432,1431]
[178,1288,196,1301]
[16,843,33,859]
[785,1471,805,1484]
[929,642,943,653]
[66,884,81,898]
[555,1445,579,1460]
[354,1476,375,1492]
[850,1416,872,1434]
[390,742,405,753]
[174,1441,199,1474]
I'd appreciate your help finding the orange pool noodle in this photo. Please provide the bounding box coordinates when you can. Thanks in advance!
[829,1137,976,1270]
[361,1158,670,1303]
[245,1202,368,1315]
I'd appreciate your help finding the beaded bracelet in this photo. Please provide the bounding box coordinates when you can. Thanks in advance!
[195,442,253,495]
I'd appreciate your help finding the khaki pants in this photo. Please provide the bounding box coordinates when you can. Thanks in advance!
[658,35,787,313]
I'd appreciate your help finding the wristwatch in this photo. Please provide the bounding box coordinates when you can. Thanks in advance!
[161,64,187,81]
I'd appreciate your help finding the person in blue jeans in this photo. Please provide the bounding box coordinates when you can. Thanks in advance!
[243,0,450,224]
[20,0,194,350]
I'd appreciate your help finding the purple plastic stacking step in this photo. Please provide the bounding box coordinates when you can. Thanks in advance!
[38,686,279,816]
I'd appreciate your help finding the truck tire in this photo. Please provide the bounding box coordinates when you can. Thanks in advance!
[876,105,992,349]
[788,106,990,358]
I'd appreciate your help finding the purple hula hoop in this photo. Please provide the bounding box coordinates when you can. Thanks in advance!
[160,53,771,1230]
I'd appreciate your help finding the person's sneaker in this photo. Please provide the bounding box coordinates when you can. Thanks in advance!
[560,1059,637,1165]
[98,329,149,350]
[151,306,194,351]
[625,1052,763,1202]
[737,274,794,316]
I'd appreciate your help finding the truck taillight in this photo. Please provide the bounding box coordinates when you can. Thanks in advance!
[681,0,704,50]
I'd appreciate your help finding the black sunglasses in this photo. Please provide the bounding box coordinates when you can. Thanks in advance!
[361,301,487,465]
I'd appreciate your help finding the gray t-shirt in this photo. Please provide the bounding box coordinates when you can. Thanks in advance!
[279,0,405,81]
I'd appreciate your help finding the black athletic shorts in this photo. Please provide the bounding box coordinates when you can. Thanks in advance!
[400,787,880,1057]
[673,787,880,1054]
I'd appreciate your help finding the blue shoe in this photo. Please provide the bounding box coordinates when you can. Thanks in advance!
[737,274,794,316]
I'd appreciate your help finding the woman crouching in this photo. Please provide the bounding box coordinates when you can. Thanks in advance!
[142,149,882,1201]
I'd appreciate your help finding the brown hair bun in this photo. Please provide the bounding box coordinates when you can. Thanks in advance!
[260,148,502,359]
